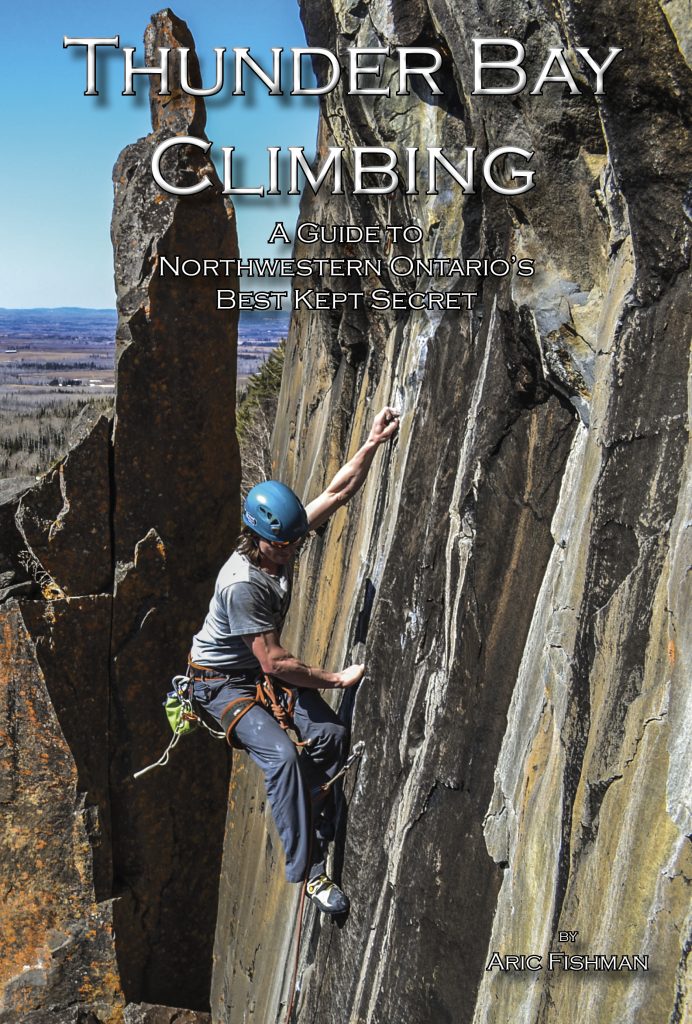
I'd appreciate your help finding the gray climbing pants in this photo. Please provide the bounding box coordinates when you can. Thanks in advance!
[191,669,348,883]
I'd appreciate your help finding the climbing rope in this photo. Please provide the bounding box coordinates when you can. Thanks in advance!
[284,739,366,1024]
[284,821,312,1024]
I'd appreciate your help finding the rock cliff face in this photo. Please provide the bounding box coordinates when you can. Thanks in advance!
[213,1,691,1023]
[1,3,689,1023]
[0,11,238,1021]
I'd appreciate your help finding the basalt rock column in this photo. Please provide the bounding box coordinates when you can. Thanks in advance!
[210,0,691,1022]
[109,10,239,1008]
[0,8,239,1020]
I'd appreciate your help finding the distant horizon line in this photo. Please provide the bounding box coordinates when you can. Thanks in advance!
[0,306,116,313]
[0,305,291,313]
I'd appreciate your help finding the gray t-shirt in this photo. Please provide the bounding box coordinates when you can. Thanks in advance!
[190,550,292,671]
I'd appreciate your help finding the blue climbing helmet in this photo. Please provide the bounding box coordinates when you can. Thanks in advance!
[243,481,308,543]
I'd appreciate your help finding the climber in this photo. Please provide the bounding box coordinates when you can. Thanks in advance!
[188,407,400,914]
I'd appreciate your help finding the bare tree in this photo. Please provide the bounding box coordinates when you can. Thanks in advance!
[236,341,285,497]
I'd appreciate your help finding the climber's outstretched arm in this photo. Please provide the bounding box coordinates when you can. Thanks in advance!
[246,630,364,689]
[305,406,400,531]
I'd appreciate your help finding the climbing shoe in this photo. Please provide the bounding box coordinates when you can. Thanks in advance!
[306,873,350,915]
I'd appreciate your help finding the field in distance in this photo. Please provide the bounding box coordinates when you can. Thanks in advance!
[0,308,288,500]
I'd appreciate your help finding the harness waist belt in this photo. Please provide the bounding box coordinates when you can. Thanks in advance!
[188,658,252,681]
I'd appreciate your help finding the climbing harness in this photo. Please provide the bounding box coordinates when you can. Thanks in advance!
[133,673,225,780]
[219,674,314,750]
[133,668,317,780]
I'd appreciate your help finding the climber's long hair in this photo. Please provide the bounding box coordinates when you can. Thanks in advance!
[236,525,262,566]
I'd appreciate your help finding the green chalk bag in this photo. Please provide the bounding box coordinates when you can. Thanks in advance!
[133,674,225,780]
[164,687,199,736]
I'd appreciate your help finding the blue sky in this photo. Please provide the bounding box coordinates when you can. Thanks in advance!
[1,2,318,308]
